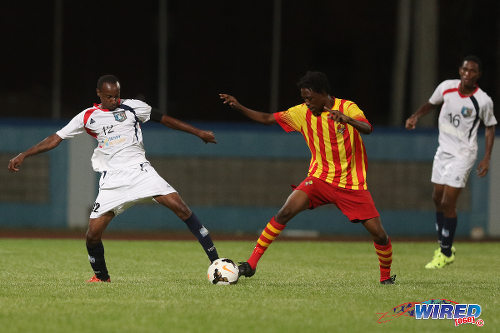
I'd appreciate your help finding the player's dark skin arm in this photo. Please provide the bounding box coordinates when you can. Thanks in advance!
[477,125,496,177]
[219,94,276,125]
[157,113,217,144]
[221,93,371,134]
[8,133,63,172]
[327,108,373,135]
[405,102,438,129]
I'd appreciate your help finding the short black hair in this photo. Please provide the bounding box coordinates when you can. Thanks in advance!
[97,74,120,90]
[462,55,482,72]
[297,71,331,94]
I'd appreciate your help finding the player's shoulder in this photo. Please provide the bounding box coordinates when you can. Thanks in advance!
[82,104,100,112]
[475,87,492,99]
[286,103,308,113]
[120,99,151,110]
[77,105,100,118]
[334,98,360,112]
[337,97,356,106]
[438,79,460,89]
[474,87,493,105]
[81,103,108,114]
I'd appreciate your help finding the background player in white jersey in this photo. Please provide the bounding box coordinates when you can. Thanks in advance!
[8,75,220,282]
[405,55,496,269]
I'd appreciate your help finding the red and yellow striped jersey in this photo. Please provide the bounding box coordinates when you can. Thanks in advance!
[274,98,372,190]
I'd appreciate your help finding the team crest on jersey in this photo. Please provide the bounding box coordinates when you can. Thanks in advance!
[461,107,473,117]
[337,123,346,134]
[113,111,127,122]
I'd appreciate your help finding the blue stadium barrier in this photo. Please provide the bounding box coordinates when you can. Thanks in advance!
[0,119,492,237]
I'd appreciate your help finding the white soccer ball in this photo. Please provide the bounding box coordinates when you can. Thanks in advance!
[207,258,239,285]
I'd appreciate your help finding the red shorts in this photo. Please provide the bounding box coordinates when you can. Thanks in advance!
[294,176,379,222]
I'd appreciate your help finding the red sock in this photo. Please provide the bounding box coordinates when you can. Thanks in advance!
[247,217,286,269]
[374,238,392,282]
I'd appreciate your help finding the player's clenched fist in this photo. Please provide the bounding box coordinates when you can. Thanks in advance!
[8,153,24,172]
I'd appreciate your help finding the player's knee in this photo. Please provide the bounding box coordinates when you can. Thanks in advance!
[276,208,294,223]
[162,195,191,219]
[432,194,442,208]
[173,204,192,220]
[374,232,389,245]
[440,197,456,211]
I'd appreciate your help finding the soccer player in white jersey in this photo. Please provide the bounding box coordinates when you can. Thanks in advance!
[8,75,220,282]
[406,55,496,269]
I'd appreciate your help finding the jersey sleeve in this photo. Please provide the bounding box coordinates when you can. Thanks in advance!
[273,105,303,132]
[345,101,373,129]
[428,81,447,105]
[56,111,86,139]
[123,99,152,123]
[480,97,497,126]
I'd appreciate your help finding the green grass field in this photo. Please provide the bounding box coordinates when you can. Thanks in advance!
[0,238,498,332]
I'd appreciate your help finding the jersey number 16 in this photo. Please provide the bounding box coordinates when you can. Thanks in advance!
[447,113,460,127]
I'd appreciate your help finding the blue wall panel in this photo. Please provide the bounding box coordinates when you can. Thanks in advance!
[0,119,492,236]
[1,123,68,228]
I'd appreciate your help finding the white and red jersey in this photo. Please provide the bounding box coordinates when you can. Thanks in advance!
[56,99,152,172]
[429,79,496,157]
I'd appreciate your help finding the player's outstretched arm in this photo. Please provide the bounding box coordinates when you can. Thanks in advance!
[158,114,216,144]
[8,133,63,172]
[405,102,437,130]
[219,93,276,125]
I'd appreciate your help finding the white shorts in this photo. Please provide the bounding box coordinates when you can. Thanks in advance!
[431,148,476,188]
[90,162,177,218]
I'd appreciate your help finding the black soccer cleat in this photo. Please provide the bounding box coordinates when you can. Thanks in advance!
[380,274,396,285]
[238,261,256,277]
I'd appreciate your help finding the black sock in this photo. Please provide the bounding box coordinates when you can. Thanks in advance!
[183,213,219,262]
[86,241,110,281]
[440,217,457,257]
[436,212,444,245]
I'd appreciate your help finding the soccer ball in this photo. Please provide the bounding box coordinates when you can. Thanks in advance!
[207,258,239,285]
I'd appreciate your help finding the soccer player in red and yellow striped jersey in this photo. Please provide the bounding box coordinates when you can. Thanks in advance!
[277,96,370,190]
[220,71,395,284]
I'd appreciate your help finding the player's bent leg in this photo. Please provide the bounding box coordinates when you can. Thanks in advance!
[275,189,311,224]
[361,217,388,245]
[362,217,395,284]
[154,193,219,262]
[154,193,192,220]
[86,211,114,282]
[87,211,114,245]
[240,190,311,277]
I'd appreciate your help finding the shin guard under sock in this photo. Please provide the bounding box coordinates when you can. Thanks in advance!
[374,238,392,282]
[86,241,110,281]
[441,217,457,257]
[436,212,444,245]
[183,213,219,262]
[247,217,286,269]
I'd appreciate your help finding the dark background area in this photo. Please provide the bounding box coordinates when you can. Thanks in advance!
[1,0,498,126]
